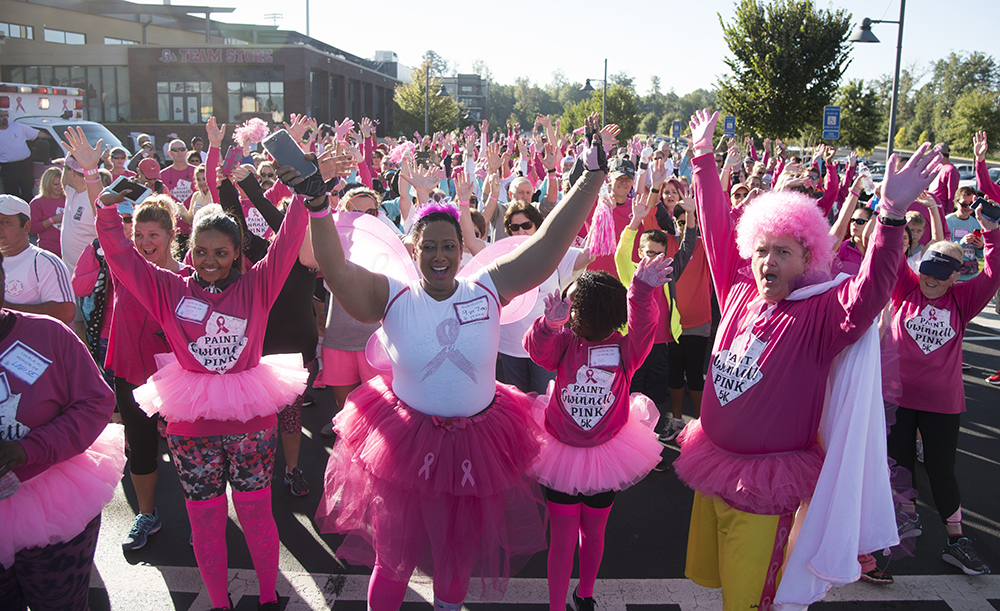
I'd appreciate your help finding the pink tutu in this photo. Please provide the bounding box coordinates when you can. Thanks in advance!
[674,419,823,515]
[134,353,307,423]
[530,392,662,496]
[315,375,547,596]
[1,424,126,569]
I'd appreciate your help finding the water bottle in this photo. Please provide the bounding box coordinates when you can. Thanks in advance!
[0,471,20,500]
[858,163,875,195]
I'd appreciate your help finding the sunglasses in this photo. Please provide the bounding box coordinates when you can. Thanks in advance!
[259,172,276,179]
[508,221,534,231]
[961,202,972,208]
[121,215,133,224]
[170,147,187,152]
[676,219,686,227]
[851,217,869,226]
[733,192,747,201]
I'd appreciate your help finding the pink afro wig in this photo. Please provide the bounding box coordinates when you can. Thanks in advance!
[735,190,835,278]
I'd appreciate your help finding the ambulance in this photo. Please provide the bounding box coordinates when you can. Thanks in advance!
[1,82,124,191]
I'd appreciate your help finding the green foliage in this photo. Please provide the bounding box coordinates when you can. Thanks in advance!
[561,85,640,140]
[945,90,1000,156]
[422,50,450,77]
[717,0,852,138]
[835,79,882,153]
[393,63,462,135]
[640,112,659,135]
[894,126,907,150]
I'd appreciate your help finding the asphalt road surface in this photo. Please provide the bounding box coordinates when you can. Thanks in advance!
[86,302,1000,611]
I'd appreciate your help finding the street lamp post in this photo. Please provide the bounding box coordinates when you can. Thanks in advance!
[849,0,906,159]
[581,58,609,126]
[424,67,449,135]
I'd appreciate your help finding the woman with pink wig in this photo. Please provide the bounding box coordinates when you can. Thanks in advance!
[673,109,943,611]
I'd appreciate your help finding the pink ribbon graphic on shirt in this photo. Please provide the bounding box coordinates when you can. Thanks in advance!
[585,369,598,384]
[15,97,25,112]
[461,460,475,488]
[418,452,435,480]
[216,316,230,333]
[420,318,477,383]
[928,308,938,321]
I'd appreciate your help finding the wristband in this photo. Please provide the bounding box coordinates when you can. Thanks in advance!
[83,167,99,176]
[878,214,907,227]
[651,187,660,193]
[84,176,101,183]
[307,207,330,218]
[639,162,649,170]
[304,194,329,213]
[546,168,557,174]
[458,201,470,207]
[849,189,861,199]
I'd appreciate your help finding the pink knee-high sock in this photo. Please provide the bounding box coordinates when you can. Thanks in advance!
[577,503,612,598]
[186,495,230,608]
[547,500,582,611]
[232,488,278,604]
[368,563,409,611]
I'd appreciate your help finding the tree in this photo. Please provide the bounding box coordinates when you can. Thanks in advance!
[393,62,461,135]
[717,0,852,138]
[640,112,659,135]
[944,90,1000,156]
[422,50,450,77]
[470,59,493,83]
[561,84,640,140]
[610,71,636,91]
[835,79,882,153]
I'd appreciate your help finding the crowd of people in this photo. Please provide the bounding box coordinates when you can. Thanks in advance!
[1,102,999,611]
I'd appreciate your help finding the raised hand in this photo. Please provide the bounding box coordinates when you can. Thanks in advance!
[634,253,674,288]
[283,113,308,143]
[599,123,620,148]
[631,195,652,226]
[975,205,1000,232]
[455,170,474,202]
[60,126,103,170]
[880,143,944,217]
[823,144,836,163]
[974,131,988,163]
[360,117,373,139]
[543,289,572,329]
[335,118,355,141]
[723,142,742,170]
[480,119,489,135]
[206,116,226,148]
[485,141,502,172]
[689,109,719,152]
[649,157,668,186]
[318,152,358,182]
[541,142,558,171]
[230,164,252,183]
[579,114,608,172]
[848,150,858,167]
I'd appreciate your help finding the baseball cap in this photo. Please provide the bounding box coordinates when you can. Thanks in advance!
[0,194,30,217]
[918,249,961,280]
[138,158,161,180]
[64,155,85,173]
[730,182,750,196]
[609,157,636,180]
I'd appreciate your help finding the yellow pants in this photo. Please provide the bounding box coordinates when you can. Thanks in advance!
[685,492,792,611]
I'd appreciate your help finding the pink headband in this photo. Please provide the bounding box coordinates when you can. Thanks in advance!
[413,202,461,224]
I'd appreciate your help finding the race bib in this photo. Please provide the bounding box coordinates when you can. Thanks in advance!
[454,296,489,325]
[560,366,615,430]
[711,328,767,405]
[588,345,621,368]
[904,304,956,355]
[188,312,249,373]
[0,341,51,385]
[175,296,211,323]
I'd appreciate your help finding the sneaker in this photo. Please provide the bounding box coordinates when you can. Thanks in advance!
[658,418,685,445]
[569,586,596,611]
[897,512,922,539]
[320,421,336,438]
[651,458,669,473]
[859,568,894,585]
[122,509,161,551]
[987,370,1000,386]
[301,395,315,407]
[962,361,972,371]
[942,537,992,575]
[916,439,925,463]
[283,467,309,497]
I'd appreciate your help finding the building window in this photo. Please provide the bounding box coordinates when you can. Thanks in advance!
[104,37,137,45]
[226,68,284,123]
[156,69,213,123]
[460,85,473,94]
[5,64,129,122]
[0,22,34,40]
[43,28,85,44]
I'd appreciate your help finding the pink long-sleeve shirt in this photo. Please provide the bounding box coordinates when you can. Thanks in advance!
[524,280,657,448]
[887,229,1000,414]
[5,312,115,482]
[94,197,307,434]
[690,153,903,455]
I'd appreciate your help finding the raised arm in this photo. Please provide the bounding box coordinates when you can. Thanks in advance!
[205,117,224,203]
[487,115,611,304]
[974,131,1000,202]
[456,172,486,255]
[830,175,865,246]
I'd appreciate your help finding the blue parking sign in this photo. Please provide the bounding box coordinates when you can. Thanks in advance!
[672,120,681,139]
[823,106,840,140]
[723,116,736,138]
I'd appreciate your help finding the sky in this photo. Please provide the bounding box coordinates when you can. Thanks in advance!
[138,0,999,96]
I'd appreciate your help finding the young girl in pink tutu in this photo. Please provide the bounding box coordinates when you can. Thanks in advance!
[66,127,309,611]
[298,115,616,611]
[524,256,672,611]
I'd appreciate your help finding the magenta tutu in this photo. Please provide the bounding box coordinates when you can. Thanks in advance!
[531,391,662,496]
[1,424,126,569]
[133,353,307,423]
[315,375,548,596]
[674,419,823,515]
